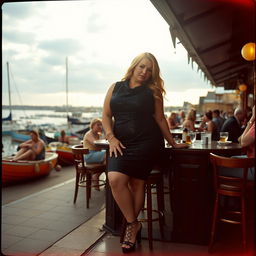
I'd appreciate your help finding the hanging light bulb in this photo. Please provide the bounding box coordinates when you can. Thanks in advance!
[239,84,247,92]
[241,42,255,61]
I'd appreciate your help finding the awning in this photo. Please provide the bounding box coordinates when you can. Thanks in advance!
[150,0,255,91]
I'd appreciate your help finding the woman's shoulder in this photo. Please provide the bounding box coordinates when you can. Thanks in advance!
[84,130,92,139]
[38,138,46,145]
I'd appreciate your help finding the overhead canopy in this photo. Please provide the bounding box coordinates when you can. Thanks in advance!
[150,0,255,91]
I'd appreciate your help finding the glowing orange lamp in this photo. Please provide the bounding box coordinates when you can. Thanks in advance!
[241,42,255,61]
[239,84,247,92]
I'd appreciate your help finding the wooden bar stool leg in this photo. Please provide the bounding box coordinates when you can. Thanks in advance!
[241,196,247,249]
[209,194,219,251]
[147,184,153,251]
[86,173,91,208]
[156,181,165,239]
[73,173,80,204]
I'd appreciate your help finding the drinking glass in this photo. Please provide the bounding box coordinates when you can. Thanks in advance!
[219,132,229,142]
[185,134,191,144]
[189,132,196,143]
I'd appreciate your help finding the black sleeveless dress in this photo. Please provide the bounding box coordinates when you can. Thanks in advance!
[107,80,165,180]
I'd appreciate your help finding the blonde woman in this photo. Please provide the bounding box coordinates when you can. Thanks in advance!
[83,118,106,190]
[167,112,179,129]
[102,52,188,253]
[182,109,196,131]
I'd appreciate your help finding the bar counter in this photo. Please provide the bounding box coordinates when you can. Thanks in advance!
[94,139,242,244]
[166,140,242,244]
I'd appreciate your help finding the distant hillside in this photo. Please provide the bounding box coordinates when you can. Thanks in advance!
[2,104,187,113]
[2,105,103,112]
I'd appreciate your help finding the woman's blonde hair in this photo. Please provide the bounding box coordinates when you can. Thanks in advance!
[186,109,196,122]
[90,118,102,129]
[122,52,165,100]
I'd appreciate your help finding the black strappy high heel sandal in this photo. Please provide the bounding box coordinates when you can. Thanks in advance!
[122,220,142,254]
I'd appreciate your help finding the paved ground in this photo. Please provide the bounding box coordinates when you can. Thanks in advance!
[2,165,76,205]
[1,177,105,255]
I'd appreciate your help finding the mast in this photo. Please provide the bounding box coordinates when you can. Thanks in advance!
[66,57,69,125]
[7,62,12,120]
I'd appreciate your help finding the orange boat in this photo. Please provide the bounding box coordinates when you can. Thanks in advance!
[46,142,75,166]
[2,152,58,185]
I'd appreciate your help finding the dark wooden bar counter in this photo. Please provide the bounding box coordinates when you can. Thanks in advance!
[94,139,242,244]
[166,141,242,245]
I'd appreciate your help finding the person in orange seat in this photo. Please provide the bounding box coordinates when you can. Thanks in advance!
[13,130,45,161]
[58,130,70,144]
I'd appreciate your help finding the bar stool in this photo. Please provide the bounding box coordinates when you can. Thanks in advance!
[139,169,165,250]
[209,153,254,252]
[71,145,106,208]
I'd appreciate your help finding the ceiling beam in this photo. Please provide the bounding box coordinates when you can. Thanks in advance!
[197,39,232,55]
[181,6,220,27]
[150,0,216,86]
[211,63,248,76]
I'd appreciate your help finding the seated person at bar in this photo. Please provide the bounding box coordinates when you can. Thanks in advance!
[13,130,46,161]
[167,112,179,129]
[182,109,196,131]
[212,109,224,133]
[221,105,255,181]
[199,110,219,141]
[177,110,186,125]
[220,107,246,143]
[58,130,69,144]
[83,118,106,190]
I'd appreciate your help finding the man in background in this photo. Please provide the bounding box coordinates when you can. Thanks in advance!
[220,107,246,143]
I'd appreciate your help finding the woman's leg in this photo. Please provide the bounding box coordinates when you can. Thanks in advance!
[108,172,136,222]
[108,172,141,249]
[13,148,27,159]
[129,177,145,218]
[13,149,35,161]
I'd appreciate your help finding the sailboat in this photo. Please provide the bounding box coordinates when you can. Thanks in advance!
[2,62,23,135]
[64,57,90,135]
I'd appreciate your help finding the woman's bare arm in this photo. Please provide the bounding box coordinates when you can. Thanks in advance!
[153,97,188,148]
[102,83,125,157]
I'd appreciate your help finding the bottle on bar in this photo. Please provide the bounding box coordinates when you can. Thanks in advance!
[182,128,188,143]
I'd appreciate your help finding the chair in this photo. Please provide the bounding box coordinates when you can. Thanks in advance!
[209,153,254,251]
[138,169,165,250]
[71,145,106,208]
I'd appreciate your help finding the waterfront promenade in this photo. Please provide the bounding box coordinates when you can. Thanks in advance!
[1,165,105,255]
[2,165,254,255]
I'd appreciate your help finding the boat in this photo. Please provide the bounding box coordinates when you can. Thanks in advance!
[46,141,79,166]
[64,58,90,137]
[11,128,58,145]
[2,62,24,135]
[11,130,31,142]
[2,152,58,185]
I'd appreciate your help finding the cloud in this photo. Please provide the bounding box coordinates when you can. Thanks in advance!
[2,2,38,19]
[2,0,213,107]
[38,38,82,55]
[3,30,35,44]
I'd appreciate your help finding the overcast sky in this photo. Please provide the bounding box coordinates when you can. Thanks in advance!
[2,0,215,107]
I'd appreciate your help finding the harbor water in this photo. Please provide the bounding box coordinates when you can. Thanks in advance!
[2,109,102,156]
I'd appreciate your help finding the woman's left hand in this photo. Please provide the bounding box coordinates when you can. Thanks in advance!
[173,143,189,149]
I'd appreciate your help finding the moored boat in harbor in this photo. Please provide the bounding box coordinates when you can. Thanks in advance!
[2,152,58,185]
[46,141,79,166]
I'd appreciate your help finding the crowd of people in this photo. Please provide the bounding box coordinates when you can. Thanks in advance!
[166,105,251,143]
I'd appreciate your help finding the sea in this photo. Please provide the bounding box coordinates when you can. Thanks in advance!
[2,109,102,157]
